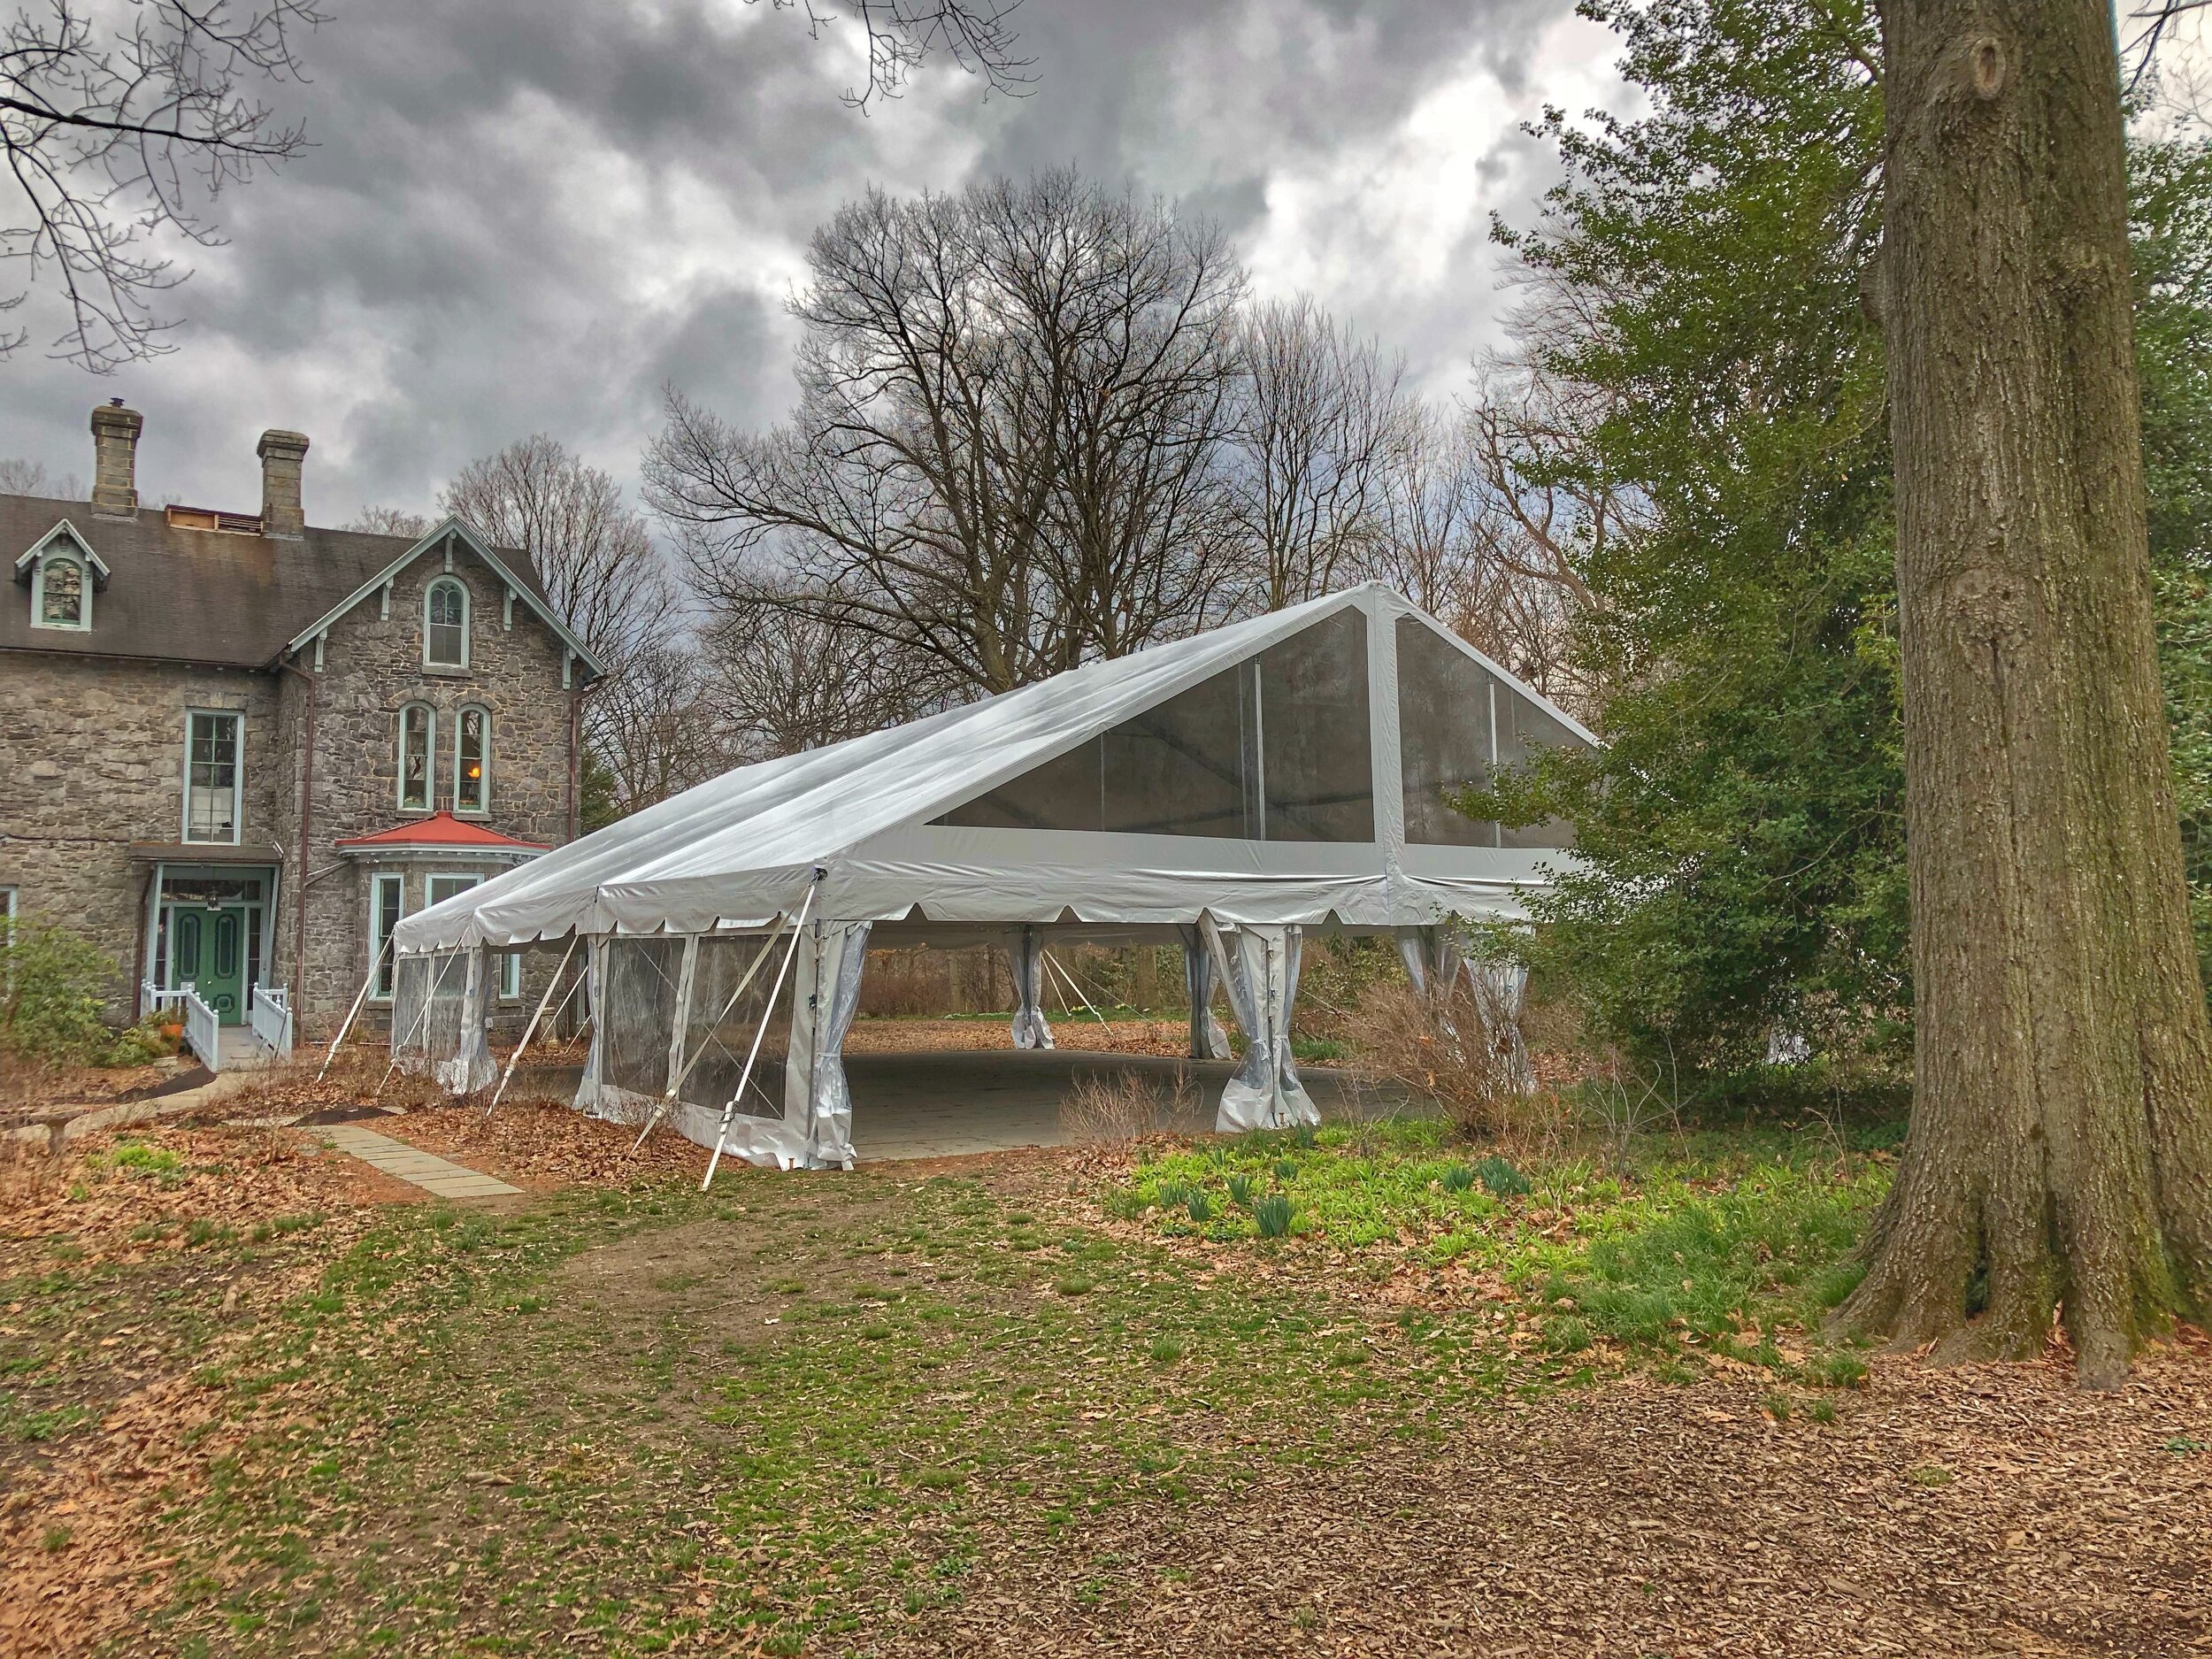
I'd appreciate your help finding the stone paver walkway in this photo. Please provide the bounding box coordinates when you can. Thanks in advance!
[315,1125,520,1199]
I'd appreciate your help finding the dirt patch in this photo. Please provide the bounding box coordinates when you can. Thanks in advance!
[875,1339,2212,1657]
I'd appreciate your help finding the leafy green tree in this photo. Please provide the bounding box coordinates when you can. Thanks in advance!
[1480,0,2212,1082]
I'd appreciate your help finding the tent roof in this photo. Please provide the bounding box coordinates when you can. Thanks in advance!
[394,585,1592,953]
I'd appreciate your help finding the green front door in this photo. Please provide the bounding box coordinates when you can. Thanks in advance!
[173,904,250,1025]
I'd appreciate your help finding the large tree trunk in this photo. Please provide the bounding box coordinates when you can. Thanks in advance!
[1838,0,2212,1386]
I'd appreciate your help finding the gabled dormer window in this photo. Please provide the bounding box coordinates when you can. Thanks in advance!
[15,522,107,633]
[425,577,469,668]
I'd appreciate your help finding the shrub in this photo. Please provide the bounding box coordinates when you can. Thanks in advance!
[1353,976,1564,1145]
[1253,1192,1295,1239]
[0,919,120,1064]
[1061,1069,1194,1143]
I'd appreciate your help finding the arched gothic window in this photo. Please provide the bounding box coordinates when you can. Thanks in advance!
[398,703,435,810]
[425,577,469,668]
[455,705,489,814]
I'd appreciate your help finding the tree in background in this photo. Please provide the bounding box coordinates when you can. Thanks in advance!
[1482,0,1905,1079]
[648,171,1247,702]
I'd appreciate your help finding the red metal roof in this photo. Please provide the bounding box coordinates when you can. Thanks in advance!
[334,811,549,851]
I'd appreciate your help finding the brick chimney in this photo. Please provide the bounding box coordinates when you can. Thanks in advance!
[89,399,142,518]
[257,428,309,539]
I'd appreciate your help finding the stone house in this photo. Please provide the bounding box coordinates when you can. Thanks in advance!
[0,401,604,1048]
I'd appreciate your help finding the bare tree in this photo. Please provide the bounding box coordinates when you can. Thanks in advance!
[0,455,81,495]
[1,1,325,371]
[1226,295,1405,611]
[343,503,428,538]
[648,171,1245,700]
[703,580,932,760]
[441,435,709,813]
[792,0,1033,111]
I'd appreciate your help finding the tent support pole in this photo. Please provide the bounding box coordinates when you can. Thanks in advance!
[1044,950,1112,1029]
[487,934,581,1117]
[632,926,785,1150]
[319,938,391,1081]
[704,879,819,1188]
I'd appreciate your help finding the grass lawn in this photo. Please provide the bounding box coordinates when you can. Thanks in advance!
[4,1097,2206,1658]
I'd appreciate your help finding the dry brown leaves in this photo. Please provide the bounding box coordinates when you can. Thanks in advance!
[382,1097,707,1190]
[879,1337,2212,1657]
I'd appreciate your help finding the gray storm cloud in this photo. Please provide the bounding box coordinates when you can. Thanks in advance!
[0,0,1609,523]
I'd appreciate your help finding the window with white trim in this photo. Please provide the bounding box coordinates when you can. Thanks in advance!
[183,711,242,843]
[425,577,469,668]
[398,703,435,811]
[455,705,489,815]
[426,873,519,998]
[31,550,90,630]
[371,873,404,1000]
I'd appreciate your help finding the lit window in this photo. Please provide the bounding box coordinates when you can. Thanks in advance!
[426,577,469,667]
[184,712,242,844]
[399,703,435,810]
[371,874,404,1000]
[455,706,489,814]
[33,554,88,629]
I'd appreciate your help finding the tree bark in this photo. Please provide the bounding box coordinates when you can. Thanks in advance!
[1838,0,2212,1386]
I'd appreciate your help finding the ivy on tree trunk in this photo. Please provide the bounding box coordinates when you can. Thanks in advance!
[1840,0,2212,1384]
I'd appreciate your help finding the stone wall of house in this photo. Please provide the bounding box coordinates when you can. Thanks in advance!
[273,541,579,1033]
[0,655,284,1014]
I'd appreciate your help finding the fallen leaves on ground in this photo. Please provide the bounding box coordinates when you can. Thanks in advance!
[877,1335,2212,1658]
[384,1097,707,1189]
[846,1018,1196,1056]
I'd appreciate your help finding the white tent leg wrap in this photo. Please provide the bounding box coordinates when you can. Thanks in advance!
[1181,926,1231,1060]
[438,945,499,1095]
[1201,916,1317,1133]
[788,920,872,1168]
[1009,926,1055,1050]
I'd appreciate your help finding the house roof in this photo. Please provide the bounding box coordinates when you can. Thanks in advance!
[0,494,589,673]
[335,811,551,854]
[393,586,1600,952]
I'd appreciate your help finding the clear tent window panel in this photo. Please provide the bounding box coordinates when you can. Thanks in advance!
[678,933,792,1118]
[1396,616,1501,847]
[1496,687,1583,849]
[602,937,685,1099]
[1257,606,1373,842]
[934,607,1372,842]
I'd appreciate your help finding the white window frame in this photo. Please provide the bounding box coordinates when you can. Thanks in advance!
[426,873,518,998]
[181,710,244,846]
[30,550,92,632]
[398,702,436,812]
[370,873,404,1002]
[453,704,491,816]
[424,576,471,670]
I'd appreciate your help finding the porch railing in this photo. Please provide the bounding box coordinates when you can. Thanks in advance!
[140,980,188,1021]
[250,984,294,1062]
[178,986,222,1074]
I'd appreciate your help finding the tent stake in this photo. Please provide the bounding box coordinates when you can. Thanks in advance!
[487,934,581,1117]
[632,926,784,1150]
[704,879,819,1189]
[319,938,391,1082]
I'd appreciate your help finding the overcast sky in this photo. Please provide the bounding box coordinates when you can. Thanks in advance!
[0,0,1631,526]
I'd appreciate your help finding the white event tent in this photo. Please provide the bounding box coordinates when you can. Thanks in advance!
[385,585,1595,1170]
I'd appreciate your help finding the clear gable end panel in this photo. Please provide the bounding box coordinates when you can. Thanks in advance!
[1395,613,1583,849]
[935,606,1374,841]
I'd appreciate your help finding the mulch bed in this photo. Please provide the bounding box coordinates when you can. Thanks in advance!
[879,1336,2212,1657]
